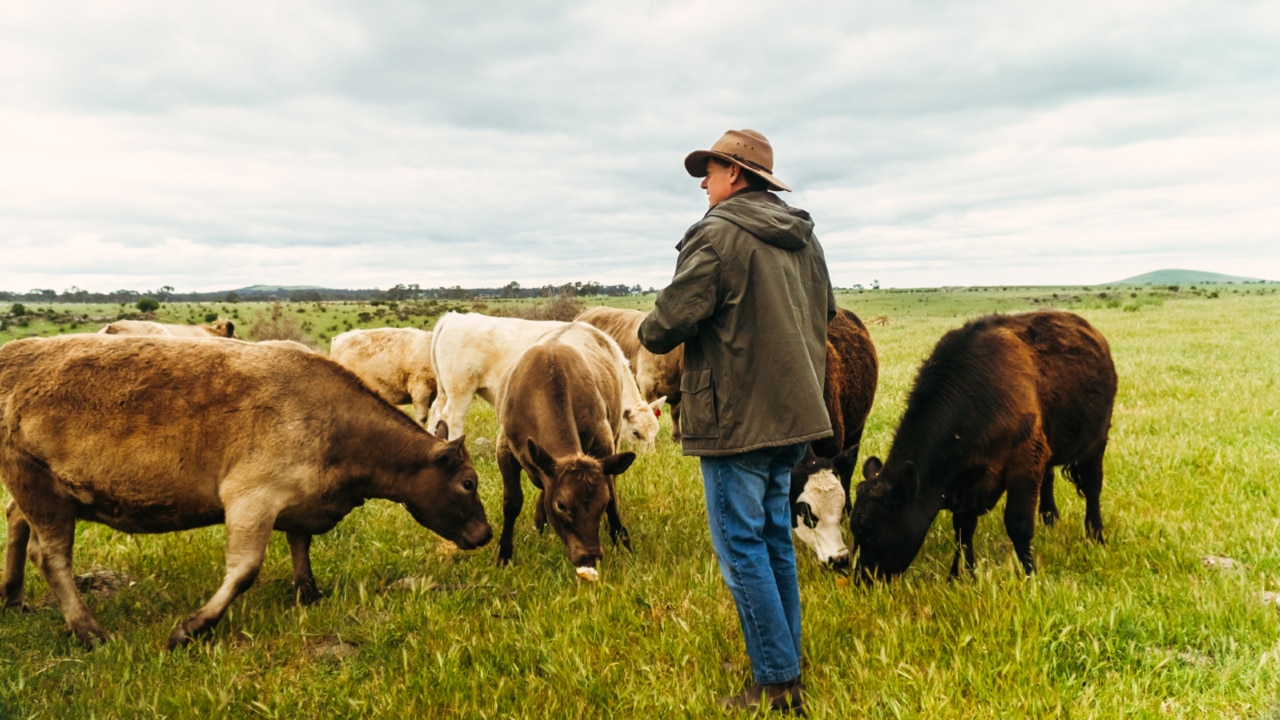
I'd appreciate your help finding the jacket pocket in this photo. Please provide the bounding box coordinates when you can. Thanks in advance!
[679,369,717,439]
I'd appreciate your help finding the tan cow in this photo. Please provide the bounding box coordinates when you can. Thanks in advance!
[575,306,685,442]
[329,327,437,424]
[428,312,661,449]
[495,323,639,579]
[99,318,239,338]
[0,334,490,649]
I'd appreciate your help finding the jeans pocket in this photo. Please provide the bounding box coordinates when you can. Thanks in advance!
[679,369,717,439]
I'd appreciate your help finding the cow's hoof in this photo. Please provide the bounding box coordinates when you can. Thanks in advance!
[71,624,109,650]
[295,582,324,605]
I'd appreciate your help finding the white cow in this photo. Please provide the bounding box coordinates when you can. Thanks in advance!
[329,328,437,425]
[575,306,685,442]
[428,313,662,448]
[99,319,238,338]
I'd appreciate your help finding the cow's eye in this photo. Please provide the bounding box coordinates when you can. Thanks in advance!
[462,478,476,493]
[555,501,569,516]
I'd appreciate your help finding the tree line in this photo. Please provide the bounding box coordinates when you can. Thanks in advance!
[0,281,651,305]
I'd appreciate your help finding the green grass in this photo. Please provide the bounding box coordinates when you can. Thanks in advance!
[2,289,1279,718]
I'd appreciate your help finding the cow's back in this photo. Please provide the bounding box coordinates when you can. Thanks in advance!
[575,307,644,365]
[1005,312,1117,462]
[0,335,393,517]
[330,328,433,404]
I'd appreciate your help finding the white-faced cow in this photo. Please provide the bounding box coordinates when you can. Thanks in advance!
[575,306,685,442]
[0,334,491,649]
[428,312,661,449]
[851,311,1116,582]
[789,307,879,569]
[99,318,239,338]
[329,327,437,424]
[494,323,639,580]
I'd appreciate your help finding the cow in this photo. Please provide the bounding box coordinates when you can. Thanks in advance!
[329,327,437,425]
[494,322,639,580]
[575,306,685,442]
[789,307,879,569]
[0,334,491,649]
[428,312,662,449]
[99,318,238,338]
[850,310,1117,582]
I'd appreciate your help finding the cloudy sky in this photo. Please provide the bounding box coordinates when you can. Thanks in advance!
[2,0,1277,294]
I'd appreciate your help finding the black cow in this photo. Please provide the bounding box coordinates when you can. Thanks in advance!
[851,311,1116,581]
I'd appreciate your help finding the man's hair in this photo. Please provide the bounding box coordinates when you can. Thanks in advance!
[709,157,770,192]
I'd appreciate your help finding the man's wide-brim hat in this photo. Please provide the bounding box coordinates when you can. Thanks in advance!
[684,128,791,192]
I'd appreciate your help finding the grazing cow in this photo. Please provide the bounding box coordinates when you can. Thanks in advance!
[428,312,661,448]
[850,311,1117,581]
[789,308,879,568]
[575,306,685,442]
[494,323,638,579]
[99,318,238,338]
[329,327,437,424]
[0,334,491,649]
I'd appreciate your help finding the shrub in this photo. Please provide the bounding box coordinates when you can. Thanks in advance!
[136,297,160,313]
[9,303,25,317]
[246,302,305,342]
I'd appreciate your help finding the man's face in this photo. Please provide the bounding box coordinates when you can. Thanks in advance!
[701,159,738,207]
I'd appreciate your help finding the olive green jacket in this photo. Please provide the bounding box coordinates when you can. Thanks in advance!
[638,190,836,456]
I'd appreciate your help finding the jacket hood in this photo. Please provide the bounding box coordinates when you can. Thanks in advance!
[704,191,814,251]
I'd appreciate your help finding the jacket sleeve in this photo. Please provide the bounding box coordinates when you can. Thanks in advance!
[638,225,722,355]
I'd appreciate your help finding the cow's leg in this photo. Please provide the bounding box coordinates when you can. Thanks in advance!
[1039,465,1060,527]
[496,443,524,566]
[3,501,32,612]
[168,502,275,649]
[1004,474,1041,577]
[604,476,632,551]
[948,511,979,579]
[286,532,322,605]
[27,508,105,647]
[1071,450,1107,544]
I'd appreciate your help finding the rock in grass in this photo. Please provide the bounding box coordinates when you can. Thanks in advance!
[1203,555,1241,571]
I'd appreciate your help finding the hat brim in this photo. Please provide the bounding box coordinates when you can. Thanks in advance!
[684,150,791,192]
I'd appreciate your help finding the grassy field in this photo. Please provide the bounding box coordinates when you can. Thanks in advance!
[1,286,1278,718]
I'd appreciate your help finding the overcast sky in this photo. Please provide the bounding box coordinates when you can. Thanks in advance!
[2,0,1277,294]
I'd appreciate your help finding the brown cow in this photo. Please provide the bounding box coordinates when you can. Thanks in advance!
[99,318,238,338]
[494,323,637,579]
[0,334,491,649]
[790,307,879,568]
[851,310,1116,581]
[575,306,684,442]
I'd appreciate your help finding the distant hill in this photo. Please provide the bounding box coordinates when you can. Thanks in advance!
[1112,269,1275,285]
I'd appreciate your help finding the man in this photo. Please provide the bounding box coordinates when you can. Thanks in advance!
[638,129,835,715]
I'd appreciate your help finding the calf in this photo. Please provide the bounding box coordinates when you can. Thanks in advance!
[494,323,638,579]
[0,335,491,649]
[575,306,685,442]
[850,311,1116,581]
[790,308,879,568]
[329,327,437,424]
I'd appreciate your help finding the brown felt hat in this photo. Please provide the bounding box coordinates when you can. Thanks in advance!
[684,128,791,192]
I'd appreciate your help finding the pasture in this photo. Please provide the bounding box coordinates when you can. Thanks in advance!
[2,286,1278,718]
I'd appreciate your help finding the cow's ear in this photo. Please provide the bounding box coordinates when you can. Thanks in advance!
[600,452,636,477]
[527,439,556,477]
[622,408,634,422]
[649,396,667,412]
[895,462,919,500]
[862,456,883,481]
[833,443,859,478]
[802,443,817,465]
[223,320,236,338]
[433,420,449,439]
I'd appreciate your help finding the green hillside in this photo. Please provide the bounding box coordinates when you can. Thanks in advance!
[1113,268,1274,285]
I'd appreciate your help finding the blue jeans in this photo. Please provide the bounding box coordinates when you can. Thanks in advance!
[701,443,806,686]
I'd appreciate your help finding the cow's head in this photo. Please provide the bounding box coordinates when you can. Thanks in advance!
[850,456,932,582]
[527,438,636,571]
[790,444,860,570]
[401,434,492,551]
[619,396,665,451]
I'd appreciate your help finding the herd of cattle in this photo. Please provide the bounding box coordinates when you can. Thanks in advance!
[0,305,1117,648]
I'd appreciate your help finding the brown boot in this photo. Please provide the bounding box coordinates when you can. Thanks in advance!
[718,678,805,716]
